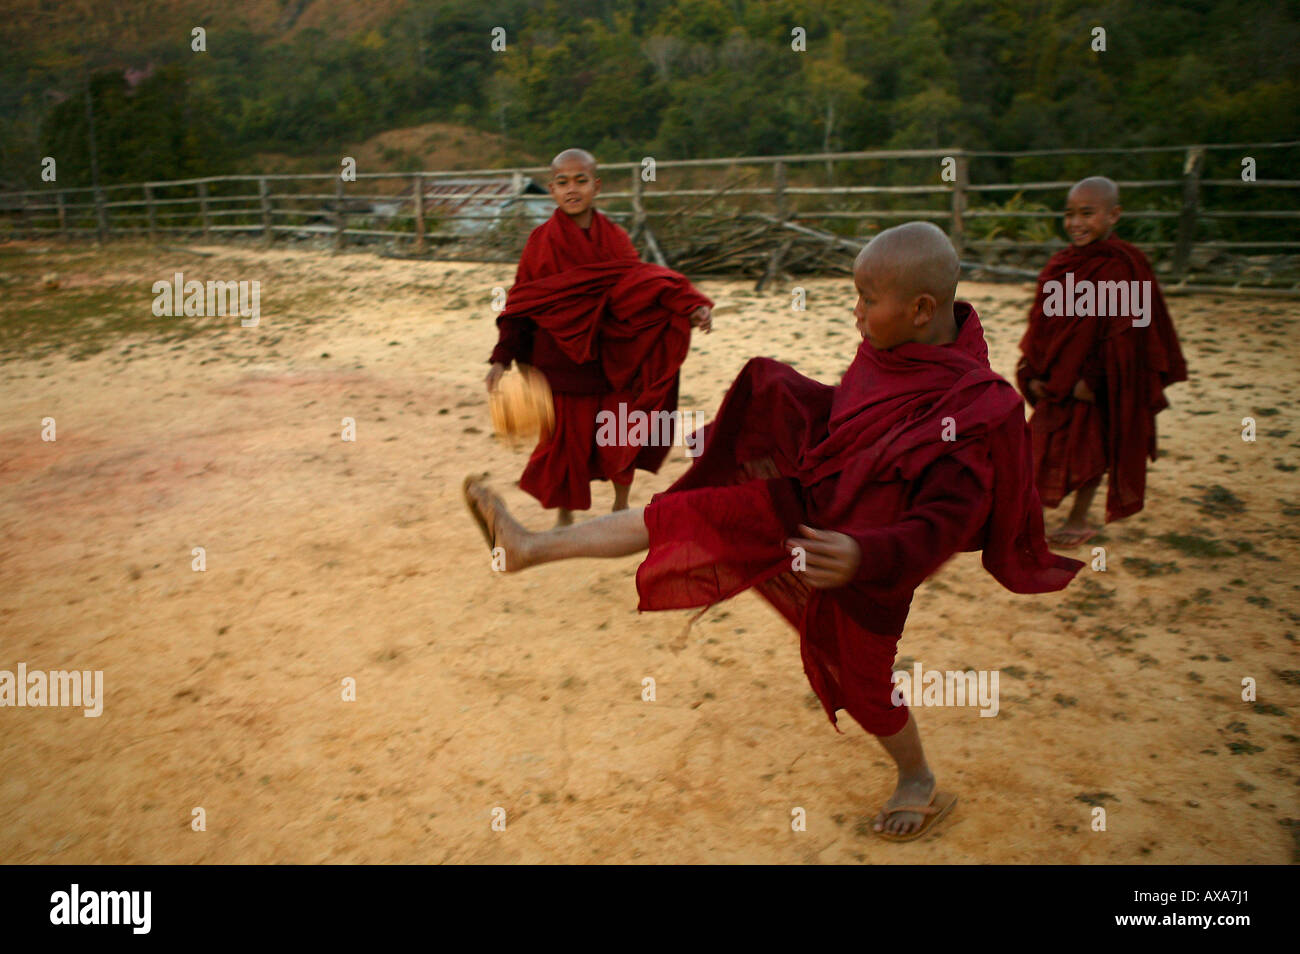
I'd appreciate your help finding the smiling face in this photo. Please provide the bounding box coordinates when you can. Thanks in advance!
[548,157,600,225]
[1064,183,1121,247]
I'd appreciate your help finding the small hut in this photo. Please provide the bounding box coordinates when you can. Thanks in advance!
[378,175,552,235]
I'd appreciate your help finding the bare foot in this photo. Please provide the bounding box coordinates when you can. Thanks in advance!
[555,508,573,527]
[872,771,937,837]
[464,477,535,571]
[1047,520,1098,547]
[613,483,631,512]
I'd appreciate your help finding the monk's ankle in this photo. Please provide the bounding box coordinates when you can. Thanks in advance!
[895,768,936,793]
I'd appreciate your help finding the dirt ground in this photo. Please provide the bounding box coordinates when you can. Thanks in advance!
[0,239,1296,864]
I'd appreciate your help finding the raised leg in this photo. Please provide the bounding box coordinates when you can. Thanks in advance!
[466,476,648,571]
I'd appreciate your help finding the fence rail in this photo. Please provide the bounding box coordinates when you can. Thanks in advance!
[3,141,1298,292]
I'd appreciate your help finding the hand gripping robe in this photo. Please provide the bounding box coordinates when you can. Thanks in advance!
[1016,237,1187,522]
[490,209,712,510]
[635,303,1083,734]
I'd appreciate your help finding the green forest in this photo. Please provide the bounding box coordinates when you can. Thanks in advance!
[1,0,1296,191]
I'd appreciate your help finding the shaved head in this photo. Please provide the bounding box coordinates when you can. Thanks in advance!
[855,221,959,306]
[1068,176,1120,209]
[1064,176,1122,246]
[551,148,597,175]
[548,148,602,225]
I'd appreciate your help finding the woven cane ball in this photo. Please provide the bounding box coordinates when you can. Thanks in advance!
[490,366,555,442]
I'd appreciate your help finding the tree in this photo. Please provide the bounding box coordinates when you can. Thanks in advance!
[805,29,867,177]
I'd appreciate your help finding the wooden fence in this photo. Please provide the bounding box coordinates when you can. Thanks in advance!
[4,141,1299,293]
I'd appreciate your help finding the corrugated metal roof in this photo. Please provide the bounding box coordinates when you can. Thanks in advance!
[377,176,553,235]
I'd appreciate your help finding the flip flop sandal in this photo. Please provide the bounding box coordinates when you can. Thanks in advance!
[1048,527,1098,548]
[875,790,958,842]
[462,473,496,552]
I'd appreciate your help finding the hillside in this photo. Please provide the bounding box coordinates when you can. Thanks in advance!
[250,121,540,179]
[2,0,408,52]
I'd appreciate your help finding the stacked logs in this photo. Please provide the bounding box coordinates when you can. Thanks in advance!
[644,213,858,280]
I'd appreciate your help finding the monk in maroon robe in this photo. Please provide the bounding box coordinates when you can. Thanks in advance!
[466,223,1082,841]
[1017,177,1187,546]
[487,148,713,525]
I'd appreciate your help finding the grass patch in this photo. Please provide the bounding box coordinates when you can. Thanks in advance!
[1074,792,1118,807]
[1122,557,1180,577]
[1059,579,1116,620]
[1152,534,1279,565]
[0,285,203,362]
[0,245,210,361]
[1226,741,1265,755]
[1155,532,1236,559]
[1181,484,1245,519]
[1091,624,1146,645]
[0,243,338,363]
[1229,540,1279,562]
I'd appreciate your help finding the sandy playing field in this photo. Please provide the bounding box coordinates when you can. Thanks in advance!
[0,239,1296,864]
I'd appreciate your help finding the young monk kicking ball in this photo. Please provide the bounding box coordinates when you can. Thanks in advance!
[486,148,713,526]
[467,222,1083,840]
[1017,176,1187,546]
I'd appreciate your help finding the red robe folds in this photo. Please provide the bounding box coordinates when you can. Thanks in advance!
[636,304,1082,732]
[1016,237,1187,522]
[490,209,712,510]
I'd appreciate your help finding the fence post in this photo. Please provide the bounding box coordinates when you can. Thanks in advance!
[56,191,67,238]
[631,167,646,238]
[758,161,792,292]
[197,181,210,239]
[1174,146,1206,279]
[94,187,108,242]
[412,173,425,253]
[335,177,346,250]
[950,152,968,259]
[773,160,789,220]
[630,165,667,266]
[259,177,273,248]
[145,185,157,242]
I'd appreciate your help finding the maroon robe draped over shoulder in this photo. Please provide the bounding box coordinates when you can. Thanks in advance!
[1016,237,1187,521]
[636,303,1082,729]
[489,209,711,510]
